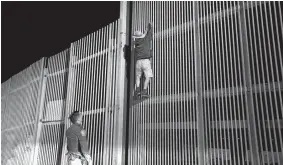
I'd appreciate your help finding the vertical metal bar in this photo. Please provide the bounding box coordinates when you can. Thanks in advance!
[97,26,104,165]
[82,36,88,114]
[76,40,81,113]
[211,2,217,164]
[90,30,98,162]
[109,22,115,165]
[101,25,109,165]
[203,2,209,164]
[230,3,242,164]
[245,3,262,164]
[153,3,158,165]
[129,4,136,165]
[271,1,283,153]
[154,2,158,165]
[169,3,173,164]
[236,2,250,164]
[60,45,73,165]
[82,35,89,137]
[221,2,230,163]
[97,27,104,165]
[215,2,223,164]
[159,2,163,165]
[172,2,176,164]
[133,2,141,165]
[110,21,116,165]
[226,2,237,165]
[31,68,48,165]
[189,2,193,164]
[206,2,212,164]
[87,33,93,160]
[149,2,153,165]
[85,33,92,159]
[176,2,181,165]
[104,25,109,164]
[199,1,204,163]
[180,2,186,165]
[107,23,113,165]
[239,2,263,165]
[114,20,119,165]
[103,23,111,165]
[93,29,101,165]
[165,2,169,165]
[264,3,283,162]
[148,2,154,165]
[262,2,280,163]
[256,2,274,164]
[112,3,128,165]
[76,40,82,113]
[193,1,205,165]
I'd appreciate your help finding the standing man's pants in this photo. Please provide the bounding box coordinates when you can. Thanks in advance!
[67,154,89,165]
[68,158,82,165]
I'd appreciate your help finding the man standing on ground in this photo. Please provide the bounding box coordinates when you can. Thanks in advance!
[133,23,153,98]
[66,111,91,165]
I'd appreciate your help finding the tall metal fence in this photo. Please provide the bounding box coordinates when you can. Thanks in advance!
[60,19,124,165]
[1,1,282,165]
[128,1,283,165]
[34,49,70,165]
[1,58,46,165]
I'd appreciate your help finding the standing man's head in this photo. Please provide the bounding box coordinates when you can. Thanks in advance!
[69,111,83,125]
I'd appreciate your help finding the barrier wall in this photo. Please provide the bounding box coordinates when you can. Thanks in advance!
[34,49,70,165]
[1,2,282,165]
[128,1,283,165]
[1,59,46,165]
[60,19,124,165]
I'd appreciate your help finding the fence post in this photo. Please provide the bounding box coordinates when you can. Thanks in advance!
[193,2,205,165]
[112,2,131,165]
[59,45,77,165]
[31,67,48,165]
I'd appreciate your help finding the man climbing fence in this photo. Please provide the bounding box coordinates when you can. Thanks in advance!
[133,23,153,98]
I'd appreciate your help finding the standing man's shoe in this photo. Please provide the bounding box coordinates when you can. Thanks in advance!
[134,88,141,97]
[141,89,149,98]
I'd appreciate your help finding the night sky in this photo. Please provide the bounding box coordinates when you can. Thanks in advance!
[1,1,120,82]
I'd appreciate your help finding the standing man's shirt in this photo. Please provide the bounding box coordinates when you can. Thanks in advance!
[135,23,153,60]
[66,123,89,156]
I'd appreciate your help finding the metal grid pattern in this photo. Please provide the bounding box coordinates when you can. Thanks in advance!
[129,1,283,165]
[1,58,45,165]
[60,20,122,165]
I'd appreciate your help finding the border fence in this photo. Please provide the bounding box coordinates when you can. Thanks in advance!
[1,2,282,165]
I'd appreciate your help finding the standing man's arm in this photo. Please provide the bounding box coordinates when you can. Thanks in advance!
[147,23,153,62]
[146,23,153,40]
[78,129,91,161]
[78,129,89,154]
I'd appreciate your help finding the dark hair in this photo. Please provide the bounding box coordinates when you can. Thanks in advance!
[69,111,81,124]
